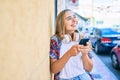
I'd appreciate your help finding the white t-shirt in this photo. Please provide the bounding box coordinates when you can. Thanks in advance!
[59,41,85,79]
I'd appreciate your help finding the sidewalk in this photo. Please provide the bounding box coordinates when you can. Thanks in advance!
[90,50,118,80]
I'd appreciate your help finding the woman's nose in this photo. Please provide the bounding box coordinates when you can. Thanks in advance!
[72,18,77,22]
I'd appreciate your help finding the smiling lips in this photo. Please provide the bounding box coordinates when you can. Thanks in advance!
[71,22,78,27]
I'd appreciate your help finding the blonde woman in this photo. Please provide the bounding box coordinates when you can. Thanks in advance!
[49,9,93,80]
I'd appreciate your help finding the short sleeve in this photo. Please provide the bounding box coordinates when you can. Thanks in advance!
[49,37,60,59]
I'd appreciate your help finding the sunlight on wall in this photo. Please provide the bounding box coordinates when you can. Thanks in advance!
[0,0,54,80]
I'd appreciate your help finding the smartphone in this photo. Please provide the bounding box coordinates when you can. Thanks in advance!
[79,38,89,46]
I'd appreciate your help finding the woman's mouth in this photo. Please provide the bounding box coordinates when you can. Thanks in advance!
[71,22,78,27]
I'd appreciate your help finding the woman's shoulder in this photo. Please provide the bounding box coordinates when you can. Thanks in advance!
[51,35,58,41]
[50,35,61,44]
[79,32,84,38]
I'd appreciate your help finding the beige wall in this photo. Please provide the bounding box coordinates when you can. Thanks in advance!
[0,0,54,80]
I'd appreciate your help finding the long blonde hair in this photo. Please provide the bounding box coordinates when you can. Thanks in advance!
[55,9,71,40]
[55,9,82,40]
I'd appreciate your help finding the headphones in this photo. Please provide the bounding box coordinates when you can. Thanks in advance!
[62,32,80,43]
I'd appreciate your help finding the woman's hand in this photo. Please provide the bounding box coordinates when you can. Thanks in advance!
[79,41,92,56]
[67,41,92,57]
[67,44,80,56]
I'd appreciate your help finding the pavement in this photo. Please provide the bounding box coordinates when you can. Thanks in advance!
[90,50,118,80]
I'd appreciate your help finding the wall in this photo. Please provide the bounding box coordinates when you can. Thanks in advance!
[0,0,54,80]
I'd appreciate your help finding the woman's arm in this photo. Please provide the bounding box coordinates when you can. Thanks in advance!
[50,44,79,74]
[79,42,93,72]
[81,53,93,72]
[50,51,71,74]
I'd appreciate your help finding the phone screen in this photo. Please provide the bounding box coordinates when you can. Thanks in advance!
[79,39,89,46]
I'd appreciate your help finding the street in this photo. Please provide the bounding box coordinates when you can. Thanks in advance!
[93,50,120,80]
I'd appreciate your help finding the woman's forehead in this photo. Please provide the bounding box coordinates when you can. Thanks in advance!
[64,11,75,17]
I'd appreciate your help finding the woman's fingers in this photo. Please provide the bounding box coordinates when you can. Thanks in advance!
[70,43,91,56]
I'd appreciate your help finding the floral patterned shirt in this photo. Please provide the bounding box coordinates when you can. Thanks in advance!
[49,35,61,80]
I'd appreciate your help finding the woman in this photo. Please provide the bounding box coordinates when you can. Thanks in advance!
[49,9,93,80]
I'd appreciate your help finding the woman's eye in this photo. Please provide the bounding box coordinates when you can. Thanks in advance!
[74,16,76,18]
[67,17,72,20]
[66,15,77,21]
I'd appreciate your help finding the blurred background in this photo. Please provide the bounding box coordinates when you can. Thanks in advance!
[57,0,120,80]
[0,0,120,80]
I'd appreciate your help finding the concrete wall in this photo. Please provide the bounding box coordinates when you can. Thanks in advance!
[0,0,54,80]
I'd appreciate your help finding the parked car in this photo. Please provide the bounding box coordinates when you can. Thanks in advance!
[91,27,120,54]
[110,43,120,69]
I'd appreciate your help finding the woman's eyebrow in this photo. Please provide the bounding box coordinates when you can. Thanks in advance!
[65,16,71,19]
[65,15,76,20]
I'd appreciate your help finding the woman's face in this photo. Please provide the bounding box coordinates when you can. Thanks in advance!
[64,11,78,34]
